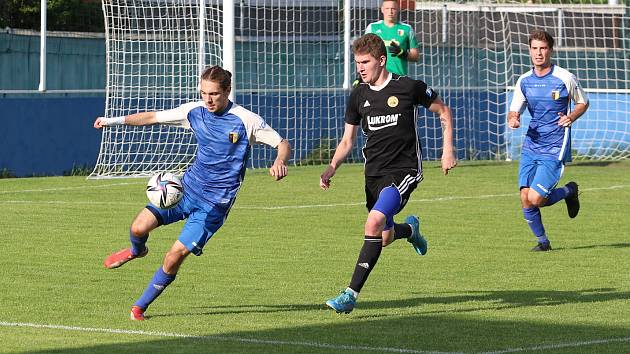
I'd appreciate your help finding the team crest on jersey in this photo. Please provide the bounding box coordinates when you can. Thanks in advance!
[398,29,404,37]
[387,96,399,107]
[426,87,434,98]
[551,90,560,100]
[229,132,239,143]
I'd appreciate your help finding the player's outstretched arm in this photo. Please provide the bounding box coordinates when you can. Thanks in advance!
[428,98,457,175]
[269,139,291,181]
[93,112,158,129]
[320,123,358,190]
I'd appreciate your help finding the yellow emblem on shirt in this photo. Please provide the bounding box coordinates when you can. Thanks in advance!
[229,132,239,143]
[387,96,399,108]
[551,90,560,100]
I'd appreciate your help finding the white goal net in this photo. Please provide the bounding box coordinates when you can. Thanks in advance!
[91,0,630,178]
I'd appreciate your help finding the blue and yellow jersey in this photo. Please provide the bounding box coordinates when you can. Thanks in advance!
[155,101,283,206]
[510,64,588,162]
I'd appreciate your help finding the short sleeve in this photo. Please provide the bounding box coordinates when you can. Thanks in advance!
[344,89,361,125]
[155,101,204,129]
[252,120,283,148]
[414,79,438,109]
[230,105,283,148]
[408,26,418,49]
[509,76,527,114]
[568,74,588,105]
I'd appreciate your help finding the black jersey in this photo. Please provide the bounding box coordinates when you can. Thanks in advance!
[345,74,438,177]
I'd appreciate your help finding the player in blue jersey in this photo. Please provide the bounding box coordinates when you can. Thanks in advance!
[93,65,290,320]
[508,30,588,252]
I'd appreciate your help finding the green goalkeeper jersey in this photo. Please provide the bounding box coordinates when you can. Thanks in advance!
[365,20,418,76]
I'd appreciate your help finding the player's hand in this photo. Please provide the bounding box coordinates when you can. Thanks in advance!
[269,160,288,181]
[557,112,573,127]
[441,151,457,175]
[93,117,105,129]
[320,164,336,190]
[508,115,520,129]
[387,42,407,58]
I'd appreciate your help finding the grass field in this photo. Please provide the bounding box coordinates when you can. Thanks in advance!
[1,160,629,353]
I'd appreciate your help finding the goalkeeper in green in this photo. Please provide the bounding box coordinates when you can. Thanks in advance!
[365,0,419,76]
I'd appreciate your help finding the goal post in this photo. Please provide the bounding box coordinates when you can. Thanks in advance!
[90,0,630,179]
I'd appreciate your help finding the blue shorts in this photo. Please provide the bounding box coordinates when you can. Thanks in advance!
[146,192,233,256]
[518,151,565,199]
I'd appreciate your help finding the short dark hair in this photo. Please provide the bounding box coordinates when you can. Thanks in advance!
[529,29,554,50]
[200,65,232,91]
[352,33,387,60]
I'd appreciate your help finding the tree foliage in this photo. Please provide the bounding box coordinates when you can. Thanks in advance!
[0,0,104,32]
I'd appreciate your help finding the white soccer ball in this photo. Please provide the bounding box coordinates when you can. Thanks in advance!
[146,172,184,209]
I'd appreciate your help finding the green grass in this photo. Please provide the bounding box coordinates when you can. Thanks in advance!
[1,161,629,353]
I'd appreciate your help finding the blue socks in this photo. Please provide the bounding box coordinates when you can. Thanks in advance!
[130,231,148,256]
[134,266,176,310]
[545,185,571,206]
[522,207,547,243]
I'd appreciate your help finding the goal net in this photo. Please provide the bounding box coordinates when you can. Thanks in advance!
[91,0,630,178]
[353,0,630,161]
[92,0,223,178]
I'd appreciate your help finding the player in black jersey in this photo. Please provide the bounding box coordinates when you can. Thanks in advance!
[321,33,457,313]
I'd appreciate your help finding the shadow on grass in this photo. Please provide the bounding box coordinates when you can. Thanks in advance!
[26,309,630,353]
[24,288,630,353]
[571,161,625,168]
[557,243,630,250]
[139,287,626,318]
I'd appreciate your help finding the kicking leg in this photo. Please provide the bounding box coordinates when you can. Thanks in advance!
[104,208,159,269]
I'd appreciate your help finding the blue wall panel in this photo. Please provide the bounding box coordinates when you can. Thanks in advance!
[0,91,627,177]
[0,97,104,176]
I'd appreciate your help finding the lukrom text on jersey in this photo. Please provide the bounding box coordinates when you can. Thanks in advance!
[367,113,400,129]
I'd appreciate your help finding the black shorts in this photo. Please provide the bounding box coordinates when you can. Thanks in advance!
[364,171,423,213]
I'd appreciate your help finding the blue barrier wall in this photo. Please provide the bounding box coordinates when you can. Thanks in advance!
[1,91,627,177]
[1,32,628,176]
[0,97,105,176]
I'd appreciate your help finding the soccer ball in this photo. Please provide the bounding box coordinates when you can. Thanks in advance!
[146,172,184,209]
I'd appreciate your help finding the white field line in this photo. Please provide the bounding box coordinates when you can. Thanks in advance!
[0,182,141,194]
[1,321,628,353]
[2,185,629,209]
[481,336,630,353]
[0,321,459,354]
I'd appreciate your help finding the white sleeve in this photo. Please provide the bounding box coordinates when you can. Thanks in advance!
[568,75,589,105]
[154,101,203,129]
[231,105,283,148]
[509,76,527,114]
[252,121,283,147]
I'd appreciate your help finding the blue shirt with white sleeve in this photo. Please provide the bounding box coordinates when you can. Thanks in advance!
[155,101,283,206]
[510,64,588,162]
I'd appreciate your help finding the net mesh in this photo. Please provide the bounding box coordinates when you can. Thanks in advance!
[91,0,630,178]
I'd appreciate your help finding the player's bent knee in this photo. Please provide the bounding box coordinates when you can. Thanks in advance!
[364,213,385,235]
[163,247,190,274]
[130,223,148,237]
[130,208,160,236]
